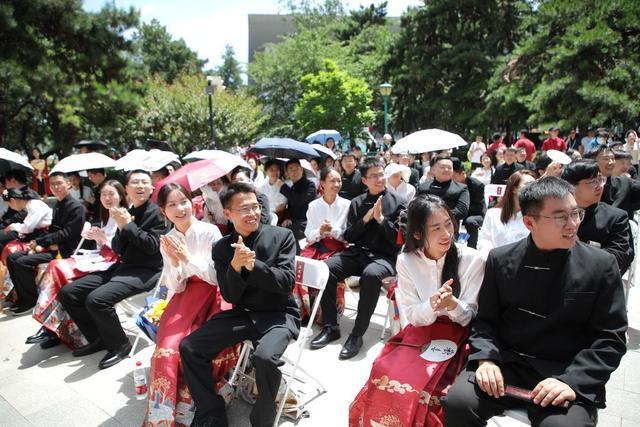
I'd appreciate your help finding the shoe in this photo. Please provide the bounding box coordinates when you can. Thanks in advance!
[3,300,16,309]
[98,341,132,369]
[26,327,53,344]
[310,326,341,350]
[39,335,61,349]
[339,334,363,360]
[10,304,34,316]
[192,409,228,427]
[72,339,106,357]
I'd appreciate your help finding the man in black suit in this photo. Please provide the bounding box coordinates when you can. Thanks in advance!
[59,170,167,369]
[180,182,298,427]
[562,160,633,275]
[310,157,405,359]
[443,177,627,426]
[279,159,317,252]
[452,157,486,249]
[7,173,85,315]
[491,147,525,185]
[417,154,470,221]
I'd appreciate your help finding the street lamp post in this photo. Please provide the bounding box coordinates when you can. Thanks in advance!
[206,75,225,148]
[379,82,393,136]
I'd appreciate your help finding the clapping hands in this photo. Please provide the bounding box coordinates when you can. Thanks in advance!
[363,196,383,223]
[230,235,256,273]
[160,234,189,267]
[430,279,458,311]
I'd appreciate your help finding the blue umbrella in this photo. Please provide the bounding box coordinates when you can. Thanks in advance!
[305,130,341,145]
[248,138,320,160]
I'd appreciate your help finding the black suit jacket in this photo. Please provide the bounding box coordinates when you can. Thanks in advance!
[491,162,525,185]
[417,179,470,220]
[578,202,633,275]
[469,237,627,407]
[602,175,640,219]
[213,224,300,337]
[111,199,167,270]
[465,176,486,217]
[35,195,85,258]
[340,169,367,200]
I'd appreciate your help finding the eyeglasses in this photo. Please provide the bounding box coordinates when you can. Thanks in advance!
[366,172,385,180]
[582,176,607,188]
[532,208,585,227]
[231,204,261,215]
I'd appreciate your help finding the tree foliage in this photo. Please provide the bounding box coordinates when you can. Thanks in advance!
[216,45,244,91]
[0,0,142,154]
[295,59,375,139]
[386,0,530,136]
[132,19,206,83]
[134,74,266,154]
[484,0,640,132]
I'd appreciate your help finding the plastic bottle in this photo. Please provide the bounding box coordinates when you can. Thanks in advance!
[133,361,148,400]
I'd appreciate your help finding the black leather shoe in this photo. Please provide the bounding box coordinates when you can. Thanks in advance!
[39,335,61,349]
[310,326,341,350]
[339,334,363,360]
[26,327,52,344]
[98,341,132,370]
[192,409,228,427]
[72,339,106,357]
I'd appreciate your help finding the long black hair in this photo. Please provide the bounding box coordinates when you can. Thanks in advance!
[403,194,461,297]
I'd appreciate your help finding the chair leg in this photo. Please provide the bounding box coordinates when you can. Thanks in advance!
[380,300,391,341]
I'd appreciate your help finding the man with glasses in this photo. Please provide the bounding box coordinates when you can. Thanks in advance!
[180,182,298,427]
[562,160,633,275]
[443,177,627,426]
[59,170,167,369]
[310,157,406,359]
[586,144,640,219]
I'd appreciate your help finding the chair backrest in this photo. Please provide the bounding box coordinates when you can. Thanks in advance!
[294,256,329,292]
[484,184,506,207]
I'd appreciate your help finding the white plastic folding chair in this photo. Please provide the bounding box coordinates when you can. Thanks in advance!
[484,184,507,207]
[489,409,531,426]
[227,256,330,426]
[127,271,166,356]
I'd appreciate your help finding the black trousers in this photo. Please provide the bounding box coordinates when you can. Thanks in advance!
[288,219,307,254]
[58,266,158,350]
[443,364,598,427]
[464,215,484,249]
[0,230,19,254]
[7,250,55,307]
[179,312,292,427]
[321,250,394,337]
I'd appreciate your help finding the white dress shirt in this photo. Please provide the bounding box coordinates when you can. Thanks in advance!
[8,199,53,235]
[304,195,350,243]
[386,181,416,203]
[471,167,493,186]
[477,208,529,256]
[467,141,487,163]
[259,180,288,213]
[160,219,222,296]
[100,217,117,248]
[395,244,485,327]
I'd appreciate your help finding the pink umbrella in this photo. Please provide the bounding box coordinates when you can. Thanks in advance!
[151,159,227,202]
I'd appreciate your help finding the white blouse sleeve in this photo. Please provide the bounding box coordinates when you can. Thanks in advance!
[304,202,322,242]
[11,200,52,234]
[160,242,186,295]
[446,247,485,326]
[477,209,498,256]
[329,199,350,241]
[181,225,221,285]
[395,254,438,327]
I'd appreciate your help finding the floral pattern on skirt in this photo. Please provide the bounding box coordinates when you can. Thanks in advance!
[145,277,239,427]
[32,246,119,349]
[349,318,469,427]
[0,241,33,302]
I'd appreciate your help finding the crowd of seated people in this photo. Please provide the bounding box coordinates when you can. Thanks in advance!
[0,128,636,426]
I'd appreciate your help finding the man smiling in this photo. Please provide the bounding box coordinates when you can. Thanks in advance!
[59,170,167,369]
[444,177,627,426]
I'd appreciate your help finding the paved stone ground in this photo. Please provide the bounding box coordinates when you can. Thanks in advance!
[0,277,638,426]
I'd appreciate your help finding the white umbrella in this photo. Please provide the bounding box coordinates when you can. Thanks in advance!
[391,129,467,154]
[183,149,251,172]
[0,148,33,174]
[50,153,116,174]
[310,144,337,160]
[115,149,180,172]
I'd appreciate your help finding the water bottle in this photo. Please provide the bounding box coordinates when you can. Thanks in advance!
[133,361,148,400]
